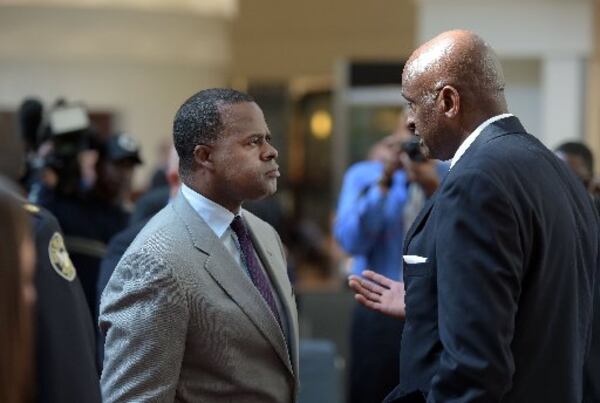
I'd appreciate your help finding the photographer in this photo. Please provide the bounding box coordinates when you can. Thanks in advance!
[27,100,94,205]
[334,118,446,403]
[35,102,141,334]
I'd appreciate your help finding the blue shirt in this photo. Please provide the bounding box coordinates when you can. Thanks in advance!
[334,161,408,280]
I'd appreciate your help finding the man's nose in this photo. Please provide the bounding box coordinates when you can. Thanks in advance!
[406,119,416,134]
[263,142,278,160]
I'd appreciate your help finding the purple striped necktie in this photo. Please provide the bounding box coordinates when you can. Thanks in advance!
[230,215,282,328]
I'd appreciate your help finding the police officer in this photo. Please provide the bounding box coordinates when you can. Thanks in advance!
[2,113,101,402]
[39,132,142,322]
[25,199,102,403]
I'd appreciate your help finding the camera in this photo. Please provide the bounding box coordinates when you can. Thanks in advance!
[401,136,426,162]
[41,100,93,196]
[44,101,91,158]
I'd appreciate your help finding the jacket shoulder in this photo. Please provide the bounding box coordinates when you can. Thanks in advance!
[242,208,278,236]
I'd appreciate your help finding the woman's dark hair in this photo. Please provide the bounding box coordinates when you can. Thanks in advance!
[0,177,34,403]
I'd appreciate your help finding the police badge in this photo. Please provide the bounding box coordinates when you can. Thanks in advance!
[48,232,77,281]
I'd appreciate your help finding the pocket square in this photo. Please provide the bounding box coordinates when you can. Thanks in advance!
[403,255,428,264]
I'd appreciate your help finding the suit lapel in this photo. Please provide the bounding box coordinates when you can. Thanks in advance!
[172,192,294,376]
[454,115,527,171]
[403,191,437,255]
[245,212,299,377]
[203,247,294,376]
[402,117,526,255]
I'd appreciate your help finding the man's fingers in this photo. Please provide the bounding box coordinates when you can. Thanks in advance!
[348,276,364,291]
[350,276,387,296]
[355,294,384,313]
[350,279,379,301]
[348,278,363,294]
[362,270,395,288]
[361,279,387,295]
[349,279,382,302]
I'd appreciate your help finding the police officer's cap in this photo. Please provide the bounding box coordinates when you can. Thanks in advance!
[104,133,142,165]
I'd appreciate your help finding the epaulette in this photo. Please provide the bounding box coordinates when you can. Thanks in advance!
[23,202,41,215]
[21,201,77,281]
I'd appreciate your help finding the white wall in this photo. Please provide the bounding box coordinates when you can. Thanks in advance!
[0,60,226,184]
[502,59,541,139]
[0,5,233,187]
[418,0,592,58]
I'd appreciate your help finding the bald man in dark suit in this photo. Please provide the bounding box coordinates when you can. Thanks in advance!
[350,30,599,403]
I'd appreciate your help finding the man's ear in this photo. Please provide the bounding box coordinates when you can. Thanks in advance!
[440,85,460,118]
[193,144,214,170]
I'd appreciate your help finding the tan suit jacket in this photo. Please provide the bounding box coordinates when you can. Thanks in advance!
[100,191,299,402]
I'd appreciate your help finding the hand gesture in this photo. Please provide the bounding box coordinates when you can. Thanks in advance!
[348,270,406,319]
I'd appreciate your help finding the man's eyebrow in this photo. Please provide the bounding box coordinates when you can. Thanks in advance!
[243,131,270,139]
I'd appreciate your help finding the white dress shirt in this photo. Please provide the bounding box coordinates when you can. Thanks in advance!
[180,184,290,338]
[450,113,514,169]
[181,183,245,270]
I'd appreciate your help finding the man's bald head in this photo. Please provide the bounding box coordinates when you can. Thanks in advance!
[401,30,508,160]
[404,30,505,102]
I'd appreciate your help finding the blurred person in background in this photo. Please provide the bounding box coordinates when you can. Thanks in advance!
[555,141,600,402]
[555,141,600,212]
[148,138,173,190]
[97,146,178,300]
[334,115,445,403]
[0,177,36,403]
[39,131,142,326]
[16,97,44,193]
[335,123,408,403]
[91,132,141,210]
[1,109,100,403]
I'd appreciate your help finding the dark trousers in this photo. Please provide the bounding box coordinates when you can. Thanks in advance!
[349,303,404,403]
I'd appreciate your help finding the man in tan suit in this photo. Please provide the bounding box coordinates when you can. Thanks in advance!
[100,88,299,402]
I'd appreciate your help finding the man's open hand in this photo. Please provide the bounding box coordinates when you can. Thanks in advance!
[348,270,406,319]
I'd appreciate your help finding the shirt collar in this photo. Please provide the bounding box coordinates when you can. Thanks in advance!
[450,113,513,169]
[180,183,240,238]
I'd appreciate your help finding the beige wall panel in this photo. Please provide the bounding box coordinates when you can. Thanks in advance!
[586,0,600,174]
[0,5,232,187]
[232,0,416,80]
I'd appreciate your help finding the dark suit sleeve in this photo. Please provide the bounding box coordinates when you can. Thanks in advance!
[584,274,600,402]
[429,169,523,402]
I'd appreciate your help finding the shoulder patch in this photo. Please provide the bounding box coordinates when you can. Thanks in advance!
[23,203,40,214]
[48,232,77,281]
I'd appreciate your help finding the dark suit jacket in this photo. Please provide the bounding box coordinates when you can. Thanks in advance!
[386,116,599,402]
